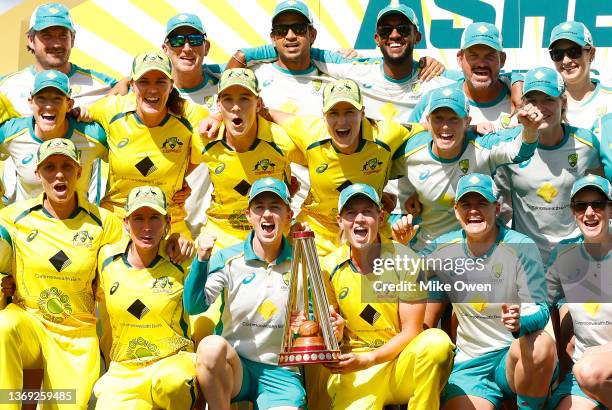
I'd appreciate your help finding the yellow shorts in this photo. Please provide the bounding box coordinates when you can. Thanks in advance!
[0,304,100,410]
[94,351,197,410]
[327,329,454,410]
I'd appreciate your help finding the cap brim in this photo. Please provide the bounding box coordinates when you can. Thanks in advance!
[217,83,258,97]
[166,23,205,36]
[461,39,502,51]
[376,10,418,28]
[339,192,380,212]
[550,35,588,48]
[428,102,468,118]
[248,188,290,205]
[272,8,311,23]
[31,84,70,97]
[322,97,363,113]
[522,86,562,98]
[571,183,612,200]
[125,204,168,217]
[32,21,75,32]
[132,67,172,81]
[37,151,80,167]
[456,188,496,203]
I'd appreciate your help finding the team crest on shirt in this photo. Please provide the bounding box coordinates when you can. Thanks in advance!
[362,158,383,175]
[38,287,73,323]
[459,159,470,174]
[282,271,291,288]
[254,158,276,175]
[312,79,323,93]
[411,81,422,96]
[152,276,174,293]
[204,95,215,108]
[491,264,504,282]
[161,137,184,153]
[72,230,94,248]
[568,153,578,168]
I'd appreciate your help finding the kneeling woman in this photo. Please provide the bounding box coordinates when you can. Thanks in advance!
[322,183,454,410]
[94,186,196,409]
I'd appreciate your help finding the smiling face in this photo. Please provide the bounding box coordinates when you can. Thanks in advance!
[455,192,499,240]
[458,44,506,90]
[246,192,292,247]
[35,154,81,204]
[124,207,169,251]
[551,39,594,87]
[29,88,72,134]
[270,12,316,70]
[337,196,384,249]
[131,70,173,117]
[522,90,564,129]
[28,26,73,70]
[324,101,364,154]
[163,26,209,75]
[374,13,420,66]
[428,107,470,159]
[572,188,611,242]
[217,85,261,139]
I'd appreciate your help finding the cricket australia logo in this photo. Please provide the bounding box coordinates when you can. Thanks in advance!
[152,276,174,293]
[362,158,383,175]
[254,158,276,175]
[72,230,94,248]
[568,153,578,168]
[459,159,470,174]
[161,137,183,153]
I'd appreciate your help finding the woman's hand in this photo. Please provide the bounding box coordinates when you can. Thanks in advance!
[325,352,373,373]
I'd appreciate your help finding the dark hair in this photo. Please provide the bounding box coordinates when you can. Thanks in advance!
[167,87,186,117]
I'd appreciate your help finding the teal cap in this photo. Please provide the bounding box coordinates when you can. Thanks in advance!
[338,183,381,213]
[455,173,497,203]
[427,87,470,118]
[571,174,612,200]
[272,0,312,23]
[31,69,71,97]
[29,3,75,32]
[549,21,593,48]
[248,178,290,205]
[376,1,419,30]
[166,13,205,36]
[523,67,565,98]
[461,22,502,51]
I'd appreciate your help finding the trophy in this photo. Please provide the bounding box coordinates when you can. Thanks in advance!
[279,231,340,365]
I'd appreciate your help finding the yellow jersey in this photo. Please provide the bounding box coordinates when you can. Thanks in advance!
[88,94,208,222]
[97,238,192,365]
[0,193,123,334]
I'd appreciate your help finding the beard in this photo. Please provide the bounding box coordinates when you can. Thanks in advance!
[380,44,413,67]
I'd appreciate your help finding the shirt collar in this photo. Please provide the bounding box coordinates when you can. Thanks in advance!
[243,230,292,264]
[36,191,90,220]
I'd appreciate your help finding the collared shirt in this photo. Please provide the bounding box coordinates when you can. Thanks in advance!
[88,94,208,221]
[281,116,422,230]
[423,225,549,363]
[495,125,601,262]
[321,237,426,353]
[547,234,612,362]
[97,237,192,365]
[391,127,537,251]
[0,193,122,334]
[185,231,293,365]
[570,80,612,132]
[593,113,612,181]
[0,63,117,116]
[0,116,108,203]
[191,116,304,232]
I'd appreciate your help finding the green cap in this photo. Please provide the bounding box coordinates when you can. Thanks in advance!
[455,173,497,203]
[570,174,612,200]
[36,138,80,166]
[549,21,593,48]
[461,22,502,51]
[322,79,363,113]
[31,69,71,97]
[338,183,381,213]
[272,0,312,23]
[376,1,419,30]
[427,87,470,118]
[248,178,290,205]
[523,67,565,98]
[218,68,259,96]
[131,50,173,81]
[125,186,168,217]
[29,3,75,32]
[166,13,205,36]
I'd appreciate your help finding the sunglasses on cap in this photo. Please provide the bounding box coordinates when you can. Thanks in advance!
[549,45,591,62]
[270,23,310,37]
[377,24,413,38]
[167,33,206,48]
[570,200,610,213]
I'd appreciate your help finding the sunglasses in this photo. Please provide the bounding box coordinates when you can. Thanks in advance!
[571,200,610,212]
[167,34,206,48]
[271,23,310,37]
[377,24,412,38]
[549,45,590,62]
